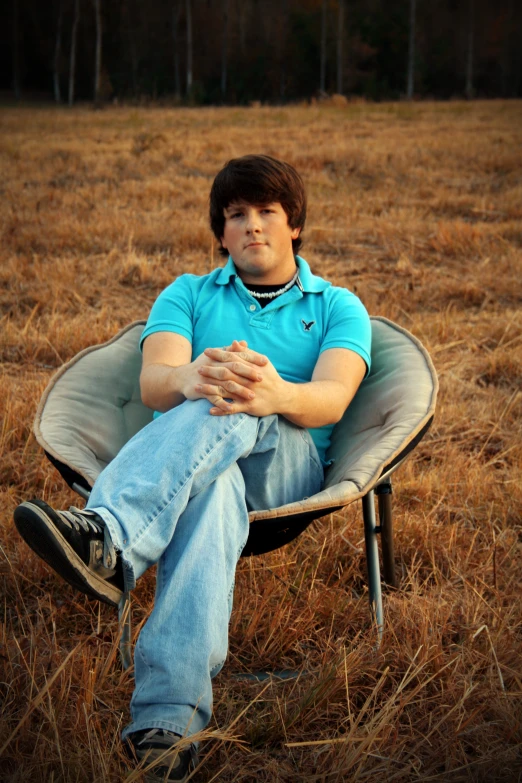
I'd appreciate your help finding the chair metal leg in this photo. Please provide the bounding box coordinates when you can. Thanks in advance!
[362,490,383,646]
[118,591,132,670]
[376,479,397,588]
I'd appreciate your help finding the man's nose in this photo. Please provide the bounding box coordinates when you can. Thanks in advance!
[245,210,261,232]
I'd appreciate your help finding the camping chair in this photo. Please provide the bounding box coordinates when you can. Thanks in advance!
[33,317,438,669]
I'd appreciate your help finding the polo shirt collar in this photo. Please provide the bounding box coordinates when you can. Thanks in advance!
[215,255,329,292]
[295,256,330,292]
[215,256,238,285]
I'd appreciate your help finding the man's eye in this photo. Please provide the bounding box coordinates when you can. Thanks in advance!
[230,212,242,218]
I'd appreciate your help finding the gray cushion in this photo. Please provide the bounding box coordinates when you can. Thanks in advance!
[34,317,438,521]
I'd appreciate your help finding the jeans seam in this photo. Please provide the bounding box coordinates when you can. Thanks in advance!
[132,633,153,707]
[228,535,248,604]
[310,451,323,473]
[210,659,226,678]
[298,427,323,472]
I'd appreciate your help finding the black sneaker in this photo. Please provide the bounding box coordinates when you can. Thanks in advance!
[125,729,198,782]
[13,499,124,607]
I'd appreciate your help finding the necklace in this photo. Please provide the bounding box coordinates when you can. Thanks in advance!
[245,268,300,300]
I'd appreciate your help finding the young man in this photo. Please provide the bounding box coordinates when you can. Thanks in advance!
[14,155,371,782]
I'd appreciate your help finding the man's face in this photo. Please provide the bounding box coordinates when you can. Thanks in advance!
[221,201,301,285]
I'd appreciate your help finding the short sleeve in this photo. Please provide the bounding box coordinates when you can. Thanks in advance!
[320,289,372,375]
[139,275,195,351]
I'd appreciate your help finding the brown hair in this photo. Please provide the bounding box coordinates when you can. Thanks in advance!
[209,154,307,257]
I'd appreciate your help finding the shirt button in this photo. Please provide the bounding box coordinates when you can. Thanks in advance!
[249,304,256,311]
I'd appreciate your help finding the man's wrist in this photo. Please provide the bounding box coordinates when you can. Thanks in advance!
[276,379,298,418]
[141,362,188,411]
[170,363,190,400]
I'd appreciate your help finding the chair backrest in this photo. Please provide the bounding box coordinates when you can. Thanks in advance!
[326,317,437,489]
[35,322,152,491]
[34,317,438,520]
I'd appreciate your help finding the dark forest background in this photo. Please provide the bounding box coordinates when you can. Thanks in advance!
[3,0,522,105]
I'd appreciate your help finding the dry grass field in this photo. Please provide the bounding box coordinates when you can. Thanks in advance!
[1,100,521,782]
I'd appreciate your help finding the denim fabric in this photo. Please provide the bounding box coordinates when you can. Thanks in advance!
[86,399,323,739]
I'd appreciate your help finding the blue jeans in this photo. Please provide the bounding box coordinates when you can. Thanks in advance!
[86,399,323,740]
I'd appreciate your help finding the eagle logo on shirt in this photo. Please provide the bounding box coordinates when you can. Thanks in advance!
[301,319,316,332]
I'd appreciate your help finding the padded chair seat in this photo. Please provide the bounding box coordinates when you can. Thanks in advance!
[35,316,437,524]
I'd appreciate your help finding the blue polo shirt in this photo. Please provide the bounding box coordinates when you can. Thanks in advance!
[140,256,371,463]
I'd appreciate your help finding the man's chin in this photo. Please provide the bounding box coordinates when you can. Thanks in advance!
[244,245,268,255]
[236,256,272,272]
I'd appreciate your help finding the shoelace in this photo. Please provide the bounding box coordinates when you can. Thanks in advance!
[60,507,104,534]
[59,507,118,571]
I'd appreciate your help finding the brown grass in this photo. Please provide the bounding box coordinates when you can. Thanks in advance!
[1,100,522,782]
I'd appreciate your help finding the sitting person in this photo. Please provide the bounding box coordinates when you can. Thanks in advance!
[14,154,371,782]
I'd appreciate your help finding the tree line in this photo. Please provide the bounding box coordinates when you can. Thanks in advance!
[4,0,521,105]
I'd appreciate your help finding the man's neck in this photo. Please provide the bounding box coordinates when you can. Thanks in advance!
[234,260,299,287]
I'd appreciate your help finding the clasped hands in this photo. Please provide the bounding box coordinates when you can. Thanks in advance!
[191,339,286,416]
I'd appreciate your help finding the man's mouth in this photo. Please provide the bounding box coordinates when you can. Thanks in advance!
[246,242,265,248]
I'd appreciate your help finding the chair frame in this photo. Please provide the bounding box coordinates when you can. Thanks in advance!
[34,317,437,668]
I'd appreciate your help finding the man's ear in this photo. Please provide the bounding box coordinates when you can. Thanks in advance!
[291,226,302,240]
[220,237,228,251]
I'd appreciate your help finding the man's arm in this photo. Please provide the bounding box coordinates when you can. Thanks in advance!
[199,344,366,428]
[140,332,267,413]
[277,347,366,427]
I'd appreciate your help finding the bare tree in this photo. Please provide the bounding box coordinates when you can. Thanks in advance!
[93,0,102,105]
[221,0,229,98]
[126,1,139,96]
[53,0,63,102]
[320,0,327,93]
[406,0,416,99]
[465,0,474,99]
[238,0,249,57]
[68,0,80,105]
[186,0,192,96]
[172,1,182,97]
[280,0,290,100]
[12,0,21,100]
[513,12,521,96]
[337,0,344,94]
[506,0,521,96]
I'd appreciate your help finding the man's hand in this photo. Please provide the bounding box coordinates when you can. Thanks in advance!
[141,332,269,414]
[199,343,367,427]
[174,340,261,413]
[197,341,289,417]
